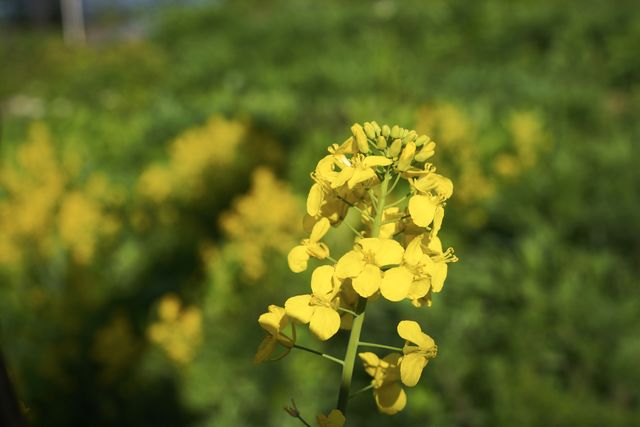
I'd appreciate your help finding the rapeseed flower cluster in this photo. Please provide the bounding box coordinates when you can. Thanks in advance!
[0,123,121,267]
[220,167,303,281]
[255,122,458,425]
[148,294,203,365]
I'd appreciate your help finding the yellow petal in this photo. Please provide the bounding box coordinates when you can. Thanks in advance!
[285,295,314,324]
[310,217,331,242]
[352,264,382,298]
[253,336,276,364]
[347,167,376,188]
[379,266,413,302]
[311,265,336,297]
[399,352,427,387]
[309,306,341,341]
[335,250,365,279]
[373,239,404,267]
[403,236,424,266]
[430,262,448,292]
[258,305,287,336]
[430,207,444,237]
[407,278,430,300]
[307,183,324,216]
[408,195,437,227]
[307,242,330,259]
[397,320,434,348]
[397,141,416,171]
[331,167,354,188]
[359,352,380,377]
[362,155,393,168]
[351,123,369,153]
[374,382,407,415]
[287,245,310,273]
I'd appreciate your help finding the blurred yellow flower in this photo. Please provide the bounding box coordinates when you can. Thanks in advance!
[221,167,303,280]
[148,294,203,364]
[137,115,246,202]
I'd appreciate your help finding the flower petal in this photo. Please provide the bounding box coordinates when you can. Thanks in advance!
[379,266,413,302]
[373,239,404,267]
[352,263,382,298]
[362,155,393,168]
[348,167,376,188]
[335,250,365,279]
[359,352,381,377]
[287,245,310,273]
[374,382,407,415]
[430,262,448,292]
[399,352,428,387]
[408,195,437,227]
[284,295,314,324]
[397,320,434,348]
[253,336,276,364]
[311,265,336,297]
[307,183,324,217]
[404,236,424,266]
[331,167,354,189]
[309,306,341,341]
[258,305,287,336]
[310,217,331,242]
[407,278,430,300]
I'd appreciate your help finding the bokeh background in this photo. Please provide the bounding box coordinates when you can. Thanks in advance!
[1,0,639,426]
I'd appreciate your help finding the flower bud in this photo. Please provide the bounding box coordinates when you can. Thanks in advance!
[363,122,377,139]
[389,139,403,157]
[370,121,381,135]
[402,130,417,144]
[376,135,387,149]
[351,123,369,153]
[414,141,436,162]
[390,125,401,139]
[382,124,391,138]
[415,134,430,147]
[397,141,416,171]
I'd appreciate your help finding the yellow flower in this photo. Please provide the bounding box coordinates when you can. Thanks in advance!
[331,154,392,189]
[254,305,294,363]
[359,352,407,415]
[421,235,458,293]
[317,409,346,427]
[378,236,427,303]
[288,217,332,273]
[408,172,453,228]
[335,238,404,299]
[285,265,342,341]
[397,321,437,387]
[148,295,202,364]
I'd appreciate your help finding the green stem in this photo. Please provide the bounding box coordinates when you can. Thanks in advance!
[349,383,374,399]
[293,344,344,366]
[344,222,363,238]
[358,341,403,352]
[336,172,391,415]
[337,306,358,316]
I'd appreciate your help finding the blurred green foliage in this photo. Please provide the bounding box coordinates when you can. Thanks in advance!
[0,0,639,426]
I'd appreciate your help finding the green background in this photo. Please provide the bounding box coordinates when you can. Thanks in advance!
[1,0,639,426]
